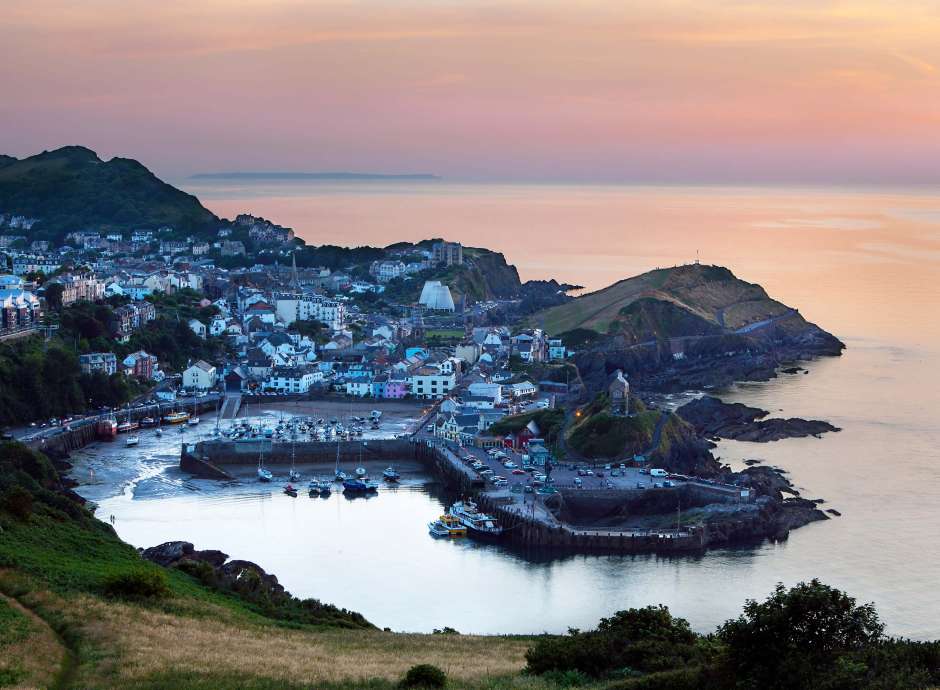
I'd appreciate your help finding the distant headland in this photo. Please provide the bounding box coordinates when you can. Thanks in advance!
[189,171,441,181]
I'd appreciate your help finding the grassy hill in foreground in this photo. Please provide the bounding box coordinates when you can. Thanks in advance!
[532,264,797,339]
[0,146,220,241]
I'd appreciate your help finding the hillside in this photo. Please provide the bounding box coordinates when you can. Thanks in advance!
[534,263,800,338]
[0,146,220,241]
[0,442,535,689]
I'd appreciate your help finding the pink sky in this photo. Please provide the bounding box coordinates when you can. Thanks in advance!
[2,1,940,182]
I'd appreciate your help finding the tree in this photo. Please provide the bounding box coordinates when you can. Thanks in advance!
[718,579,885,689]
[525,605,702,678]
[44,282,65,311]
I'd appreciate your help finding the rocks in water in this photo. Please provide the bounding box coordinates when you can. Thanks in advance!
[743,459,762,466]
[826,508,842,516]
[677,396,839,442]
[781,366,804,375]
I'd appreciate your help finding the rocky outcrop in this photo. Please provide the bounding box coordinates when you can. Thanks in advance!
[141,541,287,595]
[677,396,839,442]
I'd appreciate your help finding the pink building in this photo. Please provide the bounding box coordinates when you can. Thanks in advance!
[384,379,408,399]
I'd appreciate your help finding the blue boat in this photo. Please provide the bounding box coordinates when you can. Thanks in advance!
[343,479,378,494]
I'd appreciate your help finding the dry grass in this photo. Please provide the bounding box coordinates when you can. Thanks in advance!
[0,593,65,690]
[65,594,531,688]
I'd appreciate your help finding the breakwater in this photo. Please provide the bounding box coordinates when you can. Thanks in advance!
[476,494,707,554]
[180,438,485,492]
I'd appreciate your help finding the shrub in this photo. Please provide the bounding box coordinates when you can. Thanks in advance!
[399,663,447,688]
[717,579,885,690]
[525,606,702,679]
[541,669,591,687]
[102,568,170,600]
[1,486,33,520]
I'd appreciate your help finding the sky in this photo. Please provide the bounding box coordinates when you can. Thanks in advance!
[2,1,940,183]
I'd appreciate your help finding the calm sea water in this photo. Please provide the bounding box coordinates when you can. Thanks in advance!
[85,182,940,637]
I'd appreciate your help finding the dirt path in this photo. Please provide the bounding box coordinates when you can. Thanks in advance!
[0,592,75,690]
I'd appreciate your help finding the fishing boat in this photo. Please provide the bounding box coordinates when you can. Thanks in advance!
[162,411,190,425]
[125,435,139,447]
[382,467,401,482]
[283,484,298,497]
[428,514,467,538]
[448,500,504,540]
[96,417,117,441]
[117,421,139,434]
[343,478,378,494]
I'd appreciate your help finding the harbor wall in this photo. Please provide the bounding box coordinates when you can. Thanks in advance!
[476,494,706,554]
[189,438,416,466]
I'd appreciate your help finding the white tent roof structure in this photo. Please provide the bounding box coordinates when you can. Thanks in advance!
[419,280,455,311]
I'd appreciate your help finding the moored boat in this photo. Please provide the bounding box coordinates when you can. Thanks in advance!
[140,417,156,427]
[125,435,139,447]
[343,478,378,494]
[96,418,117,441]
[355,466,367,478]
[162,411,190,425]
[428,514,467,538]
[382,467,401,482]
[257,467,273,482]
[117,421,139,434]
[448,500,504,540]
[283,484,298,497]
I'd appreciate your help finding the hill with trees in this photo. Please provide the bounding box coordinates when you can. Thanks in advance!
[0,146,220,241]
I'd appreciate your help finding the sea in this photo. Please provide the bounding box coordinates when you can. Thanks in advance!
[74,181,940,637]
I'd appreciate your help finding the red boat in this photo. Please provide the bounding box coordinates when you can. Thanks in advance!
[96,418,118,441]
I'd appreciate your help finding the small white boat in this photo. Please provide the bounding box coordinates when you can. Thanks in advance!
[289,469,301,482]
[188,417,200,426]
[257,467,273,482]
[155,428,163,437]
[355,466,367,478]
[383,467,400,482]
[125,435,139,447]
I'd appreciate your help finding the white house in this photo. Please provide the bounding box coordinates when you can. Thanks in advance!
[265,366,321,394]
[183,360,217,390]
[188,319,207,339]
[409,366,457,400]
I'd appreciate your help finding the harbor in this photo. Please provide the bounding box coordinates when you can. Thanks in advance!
[179,429,753,554]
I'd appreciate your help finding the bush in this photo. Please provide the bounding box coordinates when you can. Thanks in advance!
[102,568,170,600]
[1,486,33,520]
[399,664,447,688]
[525,606,702,679]
[541,669,591,687]
[717,579,886,690]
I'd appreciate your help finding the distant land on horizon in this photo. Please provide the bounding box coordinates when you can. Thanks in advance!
[190,171,441,181]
